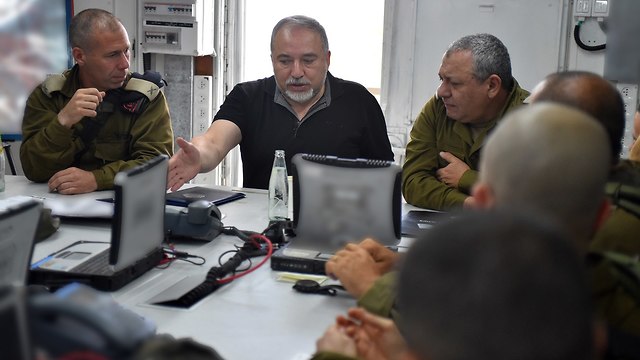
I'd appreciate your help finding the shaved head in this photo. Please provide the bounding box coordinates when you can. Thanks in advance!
[477,103,610,249]
[528,71,624,164]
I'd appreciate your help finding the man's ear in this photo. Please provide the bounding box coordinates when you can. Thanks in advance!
[593,198,612,233]
[486,74,502,98]
[72,47,85,66]
[471,182,495,209]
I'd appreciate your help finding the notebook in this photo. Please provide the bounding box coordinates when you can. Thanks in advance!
[0,197,42,286]
[165,186,246,207]
[29,155,168,291]
[271,154,402,274]
[401,210,455,237]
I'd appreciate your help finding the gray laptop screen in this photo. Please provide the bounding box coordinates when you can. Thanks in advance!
[0,198,41,286]
[291,154,401,253]
[111,155,168,271]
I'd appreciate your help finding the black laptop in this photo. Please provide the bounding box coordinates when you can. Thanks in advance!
[0,197,42,360]
[29,155,168,291]
[0,197,42,287]
[271,154,402,274]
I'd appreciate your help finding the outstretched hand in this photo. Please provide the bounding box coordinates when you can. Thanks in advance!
[167,137,201,191]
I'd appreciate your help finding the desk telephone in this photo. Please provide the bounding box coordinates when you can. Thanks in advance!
[164,200,223,241]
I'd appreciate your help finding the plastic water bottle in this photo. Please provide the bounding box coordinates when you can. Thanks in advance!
[0,145,5,192]
[268,150,288,220]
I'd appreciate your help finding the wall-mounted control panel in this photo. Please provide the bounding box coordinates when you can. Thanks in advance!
[574,0,610,21]
[139,0,214,56]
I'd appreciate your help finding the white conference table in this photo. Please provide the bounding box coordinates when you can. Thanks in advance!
[2,175,420,360]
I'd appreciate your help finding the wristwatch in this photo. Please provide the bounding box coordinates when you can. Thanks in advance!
[292,279,345,296]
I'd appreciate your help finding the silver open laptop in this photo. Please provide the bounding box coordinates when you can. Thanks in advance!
[0,197,42,286]
[271,154,401,274]
[29,155,168,291]
[0,197,42,360]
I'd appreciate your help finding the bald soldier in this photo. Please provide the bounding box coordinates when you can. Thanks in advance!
[527,71,640,257]
[470,102,611,249]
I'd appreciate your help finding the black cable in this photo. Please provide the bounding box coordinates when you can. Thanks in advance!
[218,247,252,272]
[155,221,286,308]
[220,226,257,241]
[166,241,257,307]
[574,22,606,51]
[156,249,206,269]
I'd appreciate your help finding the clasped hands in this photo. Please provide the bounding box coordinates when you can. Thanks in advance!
[316,307,410,360]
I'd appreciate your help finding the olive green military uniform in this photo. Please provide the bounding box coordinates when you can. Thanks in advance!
[20,65,174,190]
[402,80,529,210]
[591,159,640,257]
[357,271,398,318]
[588,252,640,338]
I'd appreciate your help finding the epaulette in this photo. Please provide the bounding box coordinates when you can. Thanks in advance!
[41,74,67,98]
[124,77,161,101]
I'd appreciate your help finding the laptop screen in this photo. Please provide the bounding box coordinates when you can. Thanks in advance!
[0,198,42,286]
[110,155,168,271]
[291,154,401,253]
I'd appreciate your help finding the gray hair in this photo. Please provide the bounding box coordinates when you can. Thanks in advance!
[270,15,329,54]
[69,8,122,50]
[446,33,513,90]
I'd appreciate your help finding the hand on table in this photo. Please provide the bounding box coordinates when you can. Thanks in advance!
[48,167,98,195]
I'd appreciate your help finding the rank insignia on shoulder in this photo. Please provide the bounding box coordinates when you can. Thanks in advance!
[41,74,67,97]
[124,71,165,102]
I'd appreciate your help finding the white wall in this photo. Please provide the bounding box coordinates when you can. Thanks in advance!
[381,0,612,150]
[74,0,140,72]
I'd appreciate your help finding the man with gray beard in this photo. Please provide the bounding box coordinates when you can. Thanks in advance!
[168,15,394,190]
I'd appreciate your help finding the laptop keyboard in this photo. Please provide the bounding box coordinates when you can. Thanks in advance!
[73,249,114,275]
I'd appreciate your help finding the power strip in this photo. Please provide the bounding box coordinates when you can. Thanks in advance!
[192,75,213,138]
[192,75,219,186]
[616,83,638,158]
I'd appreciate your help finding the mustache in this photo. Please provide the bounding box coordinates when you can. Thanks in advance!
[286,78,310,86]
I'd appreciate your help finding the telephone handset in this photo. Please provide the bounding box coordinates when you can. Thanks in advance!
[29,282,156,358]
[164,200,223,241]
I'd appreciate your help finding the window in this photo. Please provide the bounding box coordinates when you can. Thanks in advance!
[0,0,69,136]
[243,0,385,97]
